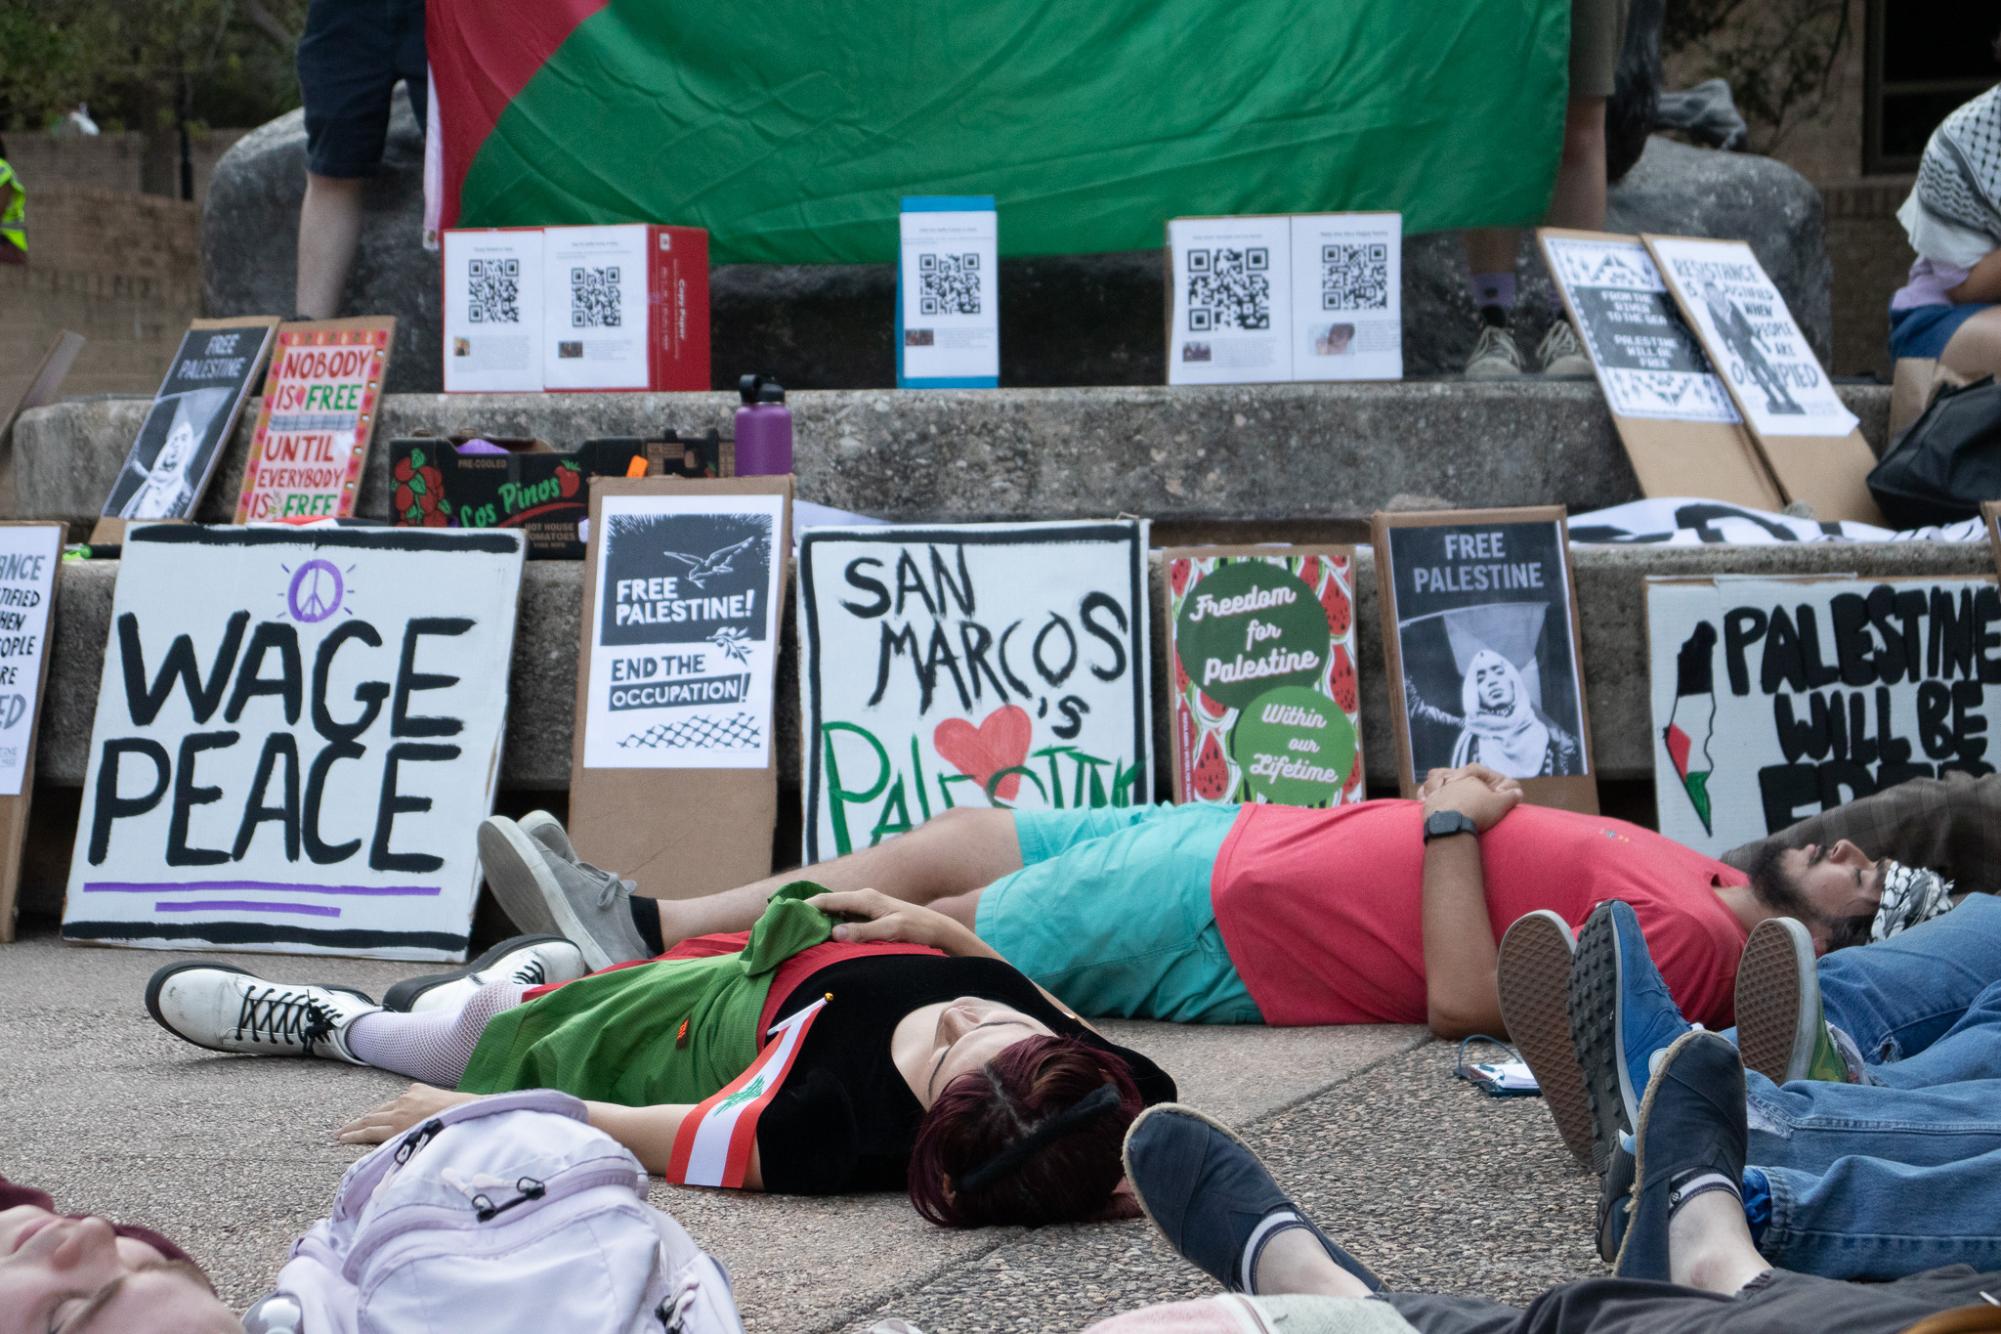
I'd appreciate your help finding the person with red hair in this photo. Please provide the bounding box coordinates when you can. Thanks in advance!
[145,886,1173,1228]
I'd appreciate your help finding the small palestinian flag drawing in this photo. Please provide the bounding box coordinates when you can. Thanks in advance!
[1662,622,1719,834]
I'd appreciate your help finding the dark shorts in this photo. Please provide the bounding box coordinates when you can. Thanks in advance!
[298,0,428,177]
[1388,1266,2001,1334]
[1889,303,1995,361]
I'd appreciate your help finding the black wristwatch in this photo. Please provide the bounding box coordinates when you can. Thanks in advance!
[1422,809,1479,844]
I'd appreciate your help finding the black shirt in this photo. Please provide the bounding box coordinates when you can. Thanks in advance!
[752,954,1176,1194]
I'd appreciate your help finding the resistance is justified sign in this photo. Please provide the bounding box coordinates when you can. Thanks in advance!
[1648,576,1999,855]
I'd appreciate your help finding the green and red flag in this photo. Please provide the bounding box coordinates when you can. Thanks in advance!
[429,0,1569,265]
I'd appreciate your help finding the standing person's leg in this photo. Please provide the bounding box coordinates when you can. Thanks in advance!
[1461,230,1525,378]
[294,0,398,318]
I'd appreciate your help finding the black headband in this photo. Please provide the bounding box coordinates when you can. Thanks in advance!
[952,1084,1123,1196]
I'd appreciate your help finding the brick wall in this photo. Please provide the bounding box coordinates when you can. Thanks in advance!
[3,128,248,206]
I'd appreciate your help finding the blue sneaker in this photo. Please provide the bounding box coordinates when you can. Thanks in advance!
[1569,901,1693,1177]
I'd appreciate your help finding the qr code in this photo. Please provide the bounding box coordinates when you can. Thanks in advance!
[1185,247,1270,331]
[570,266,623,328]
[1321,243,1390,311]
[466,257,519,324]
[919,252,981,316]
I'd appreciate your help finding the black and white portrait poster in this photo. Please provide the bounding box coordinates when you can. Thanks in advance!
[1649,576,1999,856]
[584,491,786,769]
[103,321,276,520]
[1542,234,1740,425]
[799,521,1152,862]
[1647,236,1858,440]
[1378,512,1590,786]
[63,525,525,960]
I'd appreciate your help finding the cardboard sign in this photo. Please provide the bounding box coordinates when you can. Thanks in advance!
[1648,574,2000,855]
[0,523,63,943]
[898,197,1000,387]
[102,318,278,523]
[63,525,526,960]
[235,318,394,522]
[1168,213,1402,384]
[799,520,1152,861]
[1165,546,1366,806]
[1373,508,1596,813]
[569,478,791,897]
[1646,235,1881,524]
[583,489,787,769]
[1539,230,1781,510]
[443,228,545,392]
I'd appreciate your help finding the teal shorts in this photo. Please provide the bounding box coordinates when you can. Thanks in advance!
[973,804,1263,1024]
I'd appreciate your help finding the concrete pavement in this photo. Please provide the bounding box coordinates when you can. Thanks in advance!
[1,926,1604,1331]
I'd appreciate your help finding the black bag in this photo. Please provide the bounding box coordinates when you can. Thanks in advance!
[1867,375,2001,528]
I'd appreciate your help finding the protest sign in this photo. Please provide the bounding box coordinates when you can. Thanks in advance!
[1539,229,1781,510]
[234,318,393,522]
[0,523,62,941]
[1167,213,1401,384]
[799,520,1151,861]
[1,331,84,453]
[1646,235,1881,524]
[1373,507,1596,812]
[97,318,278,541]
[898,197,1000,388]
[1165,546,1365,806]
[569,478,791,897]
[63,525,526,959]
[1648,574,2000,855]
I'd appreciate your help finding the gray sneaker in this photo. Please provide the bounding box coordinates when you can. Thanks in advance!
[1463,321,1525,379]
[519,809,579,864]
[1536,320,1592,377]
[477,816,649,970]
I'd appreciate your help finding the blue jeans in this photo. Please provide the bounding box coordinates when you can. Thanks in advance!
[1738,897,2001,1277]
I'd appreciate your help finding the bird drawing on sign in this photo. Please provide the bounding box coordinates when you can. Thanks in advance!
[661,536,760,589]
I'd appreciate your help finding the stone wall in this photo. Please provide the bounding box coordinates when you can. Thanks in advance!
[3,128,247,205]
[1824,178,1916,383]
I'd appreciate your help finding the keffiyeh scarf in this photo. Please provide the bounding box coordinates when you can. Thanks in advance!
[1909,85,2001,266]
[1872,860,1957,943]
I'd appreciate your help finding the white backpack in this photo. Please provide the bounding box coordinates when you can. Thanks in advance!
[242,1090,744,1334]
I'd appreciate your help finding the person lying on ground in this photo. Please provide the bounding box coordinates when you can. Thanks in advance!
[1505,896,2001,1278]
[0,1174,236,1334]
[478,765,1885,1039]
[143,892,1176,1228]
[1091,1031,2001,1334]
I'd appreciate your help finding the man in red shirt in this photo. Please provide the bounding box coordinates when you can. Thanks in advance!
[482,763,1885,1037]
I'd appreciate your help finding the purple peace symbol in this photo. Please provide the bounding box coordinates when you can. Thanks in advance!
[287,560,345,623]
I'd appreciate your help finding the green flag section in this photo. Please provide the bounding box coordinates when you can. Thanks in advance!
[443,0,1569,265]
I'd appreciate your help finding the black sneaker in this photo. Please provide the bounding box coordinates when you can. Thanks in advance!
[1613,1030,1748,1281]
[1122,1103,1381,1295]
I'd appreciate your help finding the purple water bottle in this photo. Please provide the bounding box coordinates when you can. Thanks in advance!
[733,374,793,475]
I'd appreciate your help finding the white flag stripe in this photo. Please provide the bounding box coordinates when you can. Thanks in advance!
[679,999,825,1188]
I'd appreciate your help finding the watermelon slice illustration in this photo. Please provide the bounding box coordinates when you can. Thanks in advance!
[1319,577,1352,638]
[1170,557,1194,597]
[1174,650,1192,698]
[1295,555,1321,591]
[1191,729,1231,800]
[1328,643,1359,713]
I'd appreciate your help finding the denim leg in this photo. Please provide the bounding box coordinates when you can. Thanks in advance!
[1816,895,2001,1079]
[1745,1069,2001,1171]
[1758,1146,2001,1279]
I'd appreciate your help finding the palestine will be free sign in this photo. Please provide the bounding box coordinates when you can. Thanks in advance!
[1649,576,1999,856]
[63,526,525,959]
[584,491,785,769]
[799,521,1152,862]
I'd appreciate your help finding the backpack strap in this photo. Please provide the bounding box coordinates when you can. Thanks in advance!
[665,997,829,1189]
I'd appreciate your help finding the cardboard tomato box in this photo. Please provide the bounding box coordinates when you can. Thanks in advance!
[388,435,649,557]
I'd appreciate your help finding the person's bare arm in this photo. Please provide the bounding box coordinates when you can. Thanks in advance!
[1416,766,1523,1038]
[816,887,1107,1037]
[1948,249,2001,303]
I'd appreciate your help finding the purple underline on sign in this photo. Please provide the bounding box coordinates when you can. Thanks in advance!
[83,881,441,897]
[154,900,343,918]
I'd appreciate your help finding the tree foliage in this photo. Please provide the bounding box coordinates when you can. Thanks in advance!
[0,0,308,132]
[1663,0,1852,153]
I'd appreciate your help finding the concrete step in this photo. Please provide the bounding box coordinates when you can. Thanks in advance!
[13,381,1894,536]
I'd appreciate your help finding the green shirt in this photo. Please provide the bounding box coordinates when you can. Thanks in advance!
[0,159,23,252]
[457,881,836,1106]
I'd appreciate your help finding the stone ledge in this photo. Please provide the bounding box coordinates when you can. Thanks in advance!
[13,382,1894,536]
[34,539,1989,797]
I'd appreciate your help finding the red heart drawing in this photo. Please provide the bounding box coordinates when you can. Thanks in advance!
[933,705,1034,802]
